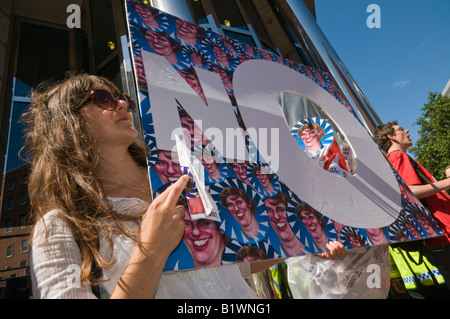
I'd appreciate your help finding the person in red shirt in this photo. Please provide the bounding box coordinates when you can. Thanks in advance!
[374,121,450,288]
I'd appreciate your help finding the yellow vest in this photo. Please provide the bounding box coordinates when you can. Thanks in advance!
[389,246,445,290]
[270,262,292,299]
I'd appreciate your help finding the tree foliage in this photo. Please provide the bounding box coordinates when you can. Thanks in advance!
[409,92,450,180]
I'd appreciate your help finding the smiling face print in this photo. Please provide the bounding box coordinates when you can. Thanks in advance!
[183,210,224,268]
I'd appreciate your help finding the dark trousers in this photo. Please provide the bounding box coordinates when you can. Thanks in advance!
[423,244,450,291]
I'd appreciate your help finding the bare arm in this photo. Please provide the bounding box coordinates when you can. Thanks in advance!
[317,241,348,259]
[409,177,450,199]
[109,175,189,299]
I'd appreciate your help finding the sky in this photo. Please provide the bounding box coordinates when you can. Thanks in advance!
[314,0,450,148]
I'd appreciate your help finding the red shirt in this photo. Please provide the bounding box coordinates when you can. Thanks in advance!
[388,151,450,247]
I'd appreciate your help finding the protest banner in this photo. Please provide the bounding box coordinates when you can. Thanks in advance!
[125,1,443,271]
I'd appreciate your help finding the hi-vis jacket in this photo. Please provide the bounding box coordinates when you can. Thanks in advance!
[389,246,445,289]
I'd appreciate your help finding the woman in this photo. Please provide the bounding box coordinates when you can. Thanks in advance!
[220,187,261,240]
[139,28,181,65]
[183,208,225,268]
[25,74,347,299]
[24,74,189,298]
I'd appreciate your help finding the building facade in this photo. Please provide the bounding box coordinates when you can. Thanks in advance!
[0,0,383,298]
[0,164,31,298]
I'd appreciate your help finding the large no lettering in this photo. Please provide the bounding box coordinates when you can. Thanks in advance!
[142,51,247,160]
[233,60,401,228]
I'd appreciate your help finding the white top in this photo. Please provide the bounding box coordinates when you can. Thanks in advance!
[30,197,256,299]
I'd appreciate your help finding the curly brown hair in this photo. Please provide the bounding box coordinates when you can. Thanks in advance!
[373,120,397,153]
[21,74,148,287]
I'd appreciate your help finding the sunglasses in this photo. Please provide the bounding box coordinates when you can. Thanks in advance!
[77,89,137,113]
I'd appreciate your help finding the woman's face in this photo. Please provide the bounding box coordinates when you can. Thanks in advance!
[180,116,210,146]
[300,211,322,240]
[190,52,203,67]
[224,195,254,228]
[231,161,249,183]
[179,71,203,96]
[211,66,231,86]
[254,170,271,188]
[414,213,434,235]
[134,4,157,26]
[265,199,292,241]
[201,153,219,175]
[212,46,228,63]
[183,211,224,267]
[300,128,321,150]
[349,235,362,247]
[175,19,199,40]
[80,84,138,149]
[154,150,182,184]
[144,30,175,57]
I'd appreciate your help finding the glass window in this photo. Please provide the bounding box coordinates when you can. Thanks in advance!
[77,30,91,73]
[90,0,117,66]
[5,219,13,233]
[239,0,275,49]
[210,0,248,30]
[6,198,13,211]
[19,215,27,229]
[21,240,29,253]
[5,102,29,172]
[16,22,69,93]
[19,193,27,205]
[7,179,15,190]
[189,0,208,25]
[6,245,13,258]
[223,30,255,47]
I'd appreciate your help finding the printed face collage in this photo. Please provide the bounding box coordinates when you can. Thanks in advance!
[126,0,443,271]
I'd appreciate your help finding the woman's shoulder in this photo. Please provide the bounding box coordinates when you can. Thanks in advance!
[36,209,68,227]
[33,209,74,243]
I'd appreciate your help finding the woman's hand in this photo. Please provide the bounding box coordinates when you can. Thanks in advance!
[317,241,348,259]
[139,175,190,258]
[111,175,190,299]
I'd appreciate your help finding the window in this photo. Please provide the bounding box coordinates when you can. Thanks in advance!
[21,240,29,253]
[6,245,13,258]
[189,0,208,25]
[210,0,248,30]
[21,174,28,184]
[5,219,13,233]
[19,214,27,229]
[16,22,70,90]
[223,30,256,47]
[90,0,118,67]
[188,0,263,50]
[7,179,15,190]
[19,192,27,205]
[6,198,14,211]
[186,0,315,65]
